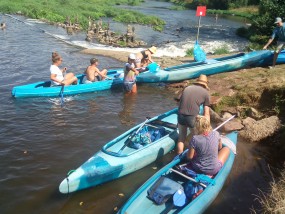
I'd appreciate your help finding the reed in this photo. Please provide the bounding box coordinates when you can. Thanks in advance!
[0,0,165,31]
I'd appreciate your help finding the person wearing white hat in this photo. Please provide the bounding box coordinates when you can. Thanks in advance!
[135,46,157,69]
[176,74,210,155]
[263,17,285,67]
[123,53,139,93]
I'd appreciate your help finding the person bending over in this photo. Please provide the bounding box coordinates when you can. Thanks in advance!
[50,52,77,86]
[177,74,210,154]
[186,116,230,176]
[135,46,157,68]
[85,58,108,83]
[263,17,285,67]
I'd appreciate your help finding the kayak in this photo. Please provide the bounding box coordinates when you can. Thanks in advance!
[118,131,238,214]
[11,69,124,98]
[136,50,272,83]
[260,50,285,66]
[59,108,179,193]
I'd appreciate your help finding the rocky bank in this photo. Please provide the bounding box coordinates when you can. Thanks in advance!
[80,48,285,143]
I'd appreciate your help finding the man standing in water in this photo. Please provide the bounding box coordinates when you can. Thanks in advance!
[263,17,285,67]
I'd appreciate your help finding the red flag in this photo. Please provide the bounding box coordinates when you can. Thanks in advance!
[196,6,206,16]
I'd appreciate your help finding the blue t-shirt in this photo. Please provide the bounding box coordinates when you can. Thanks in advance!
[271,25,285,42]
[189,130,220,175]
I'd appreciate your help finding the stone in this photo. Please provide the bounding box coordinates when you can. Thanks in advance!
[210,108,223,123]
[242,117,256,127]
[239,116,281,142]
[219,119,244,133]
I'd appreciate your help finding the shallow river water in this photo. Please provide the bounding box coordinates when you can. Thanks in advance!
[0,6,272,214]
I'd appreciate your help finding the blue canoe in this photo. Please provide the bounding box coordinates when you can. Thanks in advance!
[260,50,285,66]
[118,131,238,214]
[136,50,272,83]
[11,69,124,98]
[59,108,179,193]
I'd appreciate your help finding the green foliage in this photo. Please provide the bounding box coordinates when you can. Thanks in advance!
[213,95,242,113]
[0,0,165,31]
[249,0,285,40]
[273,92,285,115]
[236,26,250,38]
[213,45,230,55]
[186,48,194,56]
[170,5,186,10]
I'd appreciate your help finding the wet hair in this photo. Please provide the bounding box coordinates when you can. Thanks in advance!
[90,58,98,64]
[52,52,61,63]
[194,115,212,135]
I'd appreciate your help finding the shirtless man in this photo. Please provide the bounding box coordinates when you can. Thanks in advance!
[85,58,109,83]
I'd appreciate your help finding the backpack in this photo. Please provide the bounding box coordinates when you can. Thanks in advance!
[129,126,166,149]
[147,176,183,205]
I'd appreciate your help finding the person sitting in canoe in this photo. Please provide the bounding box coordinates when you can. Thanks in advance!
[186,115,230,176]
[84,58,109,83]
[135,46,157,71]
[50,52,78,86]
[124,53,139,94]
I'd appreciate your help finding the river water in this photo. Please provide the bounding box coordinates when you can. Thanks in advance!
[0,3,272,214]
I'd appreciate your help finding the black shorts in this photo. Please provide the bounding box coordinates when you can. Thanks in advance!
[178,114,195,128]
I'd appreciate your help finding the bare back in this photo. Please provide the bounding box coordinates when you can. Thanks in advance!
[85,65,99,81]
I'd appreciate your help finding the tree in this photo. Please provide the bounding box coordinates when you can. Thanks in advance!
[250,0,285,36]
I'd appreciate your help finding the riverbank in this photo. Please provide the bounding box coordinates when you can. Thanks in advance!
[81,47,285,213]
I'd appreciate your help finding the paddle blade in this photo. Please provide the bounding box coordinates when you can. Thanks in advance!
[173,189,187,207]
[193,40,206,62]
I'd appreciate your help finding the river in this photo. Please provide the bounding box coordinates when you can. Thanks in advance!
[0,2,272,214]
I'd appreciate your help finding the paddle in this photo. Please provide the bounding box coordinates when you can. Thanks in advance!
[118,117,150,154]
[60,84,64,107]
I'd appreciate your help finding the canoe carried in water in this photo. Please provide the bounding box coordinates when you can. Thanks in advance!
[118,131,238,214]
[136,50,272,83]
[59,108,179,194]
[11,69,124,98]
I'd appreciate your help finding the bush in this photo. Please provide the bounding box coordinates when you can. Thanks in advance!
[213,45,230,55]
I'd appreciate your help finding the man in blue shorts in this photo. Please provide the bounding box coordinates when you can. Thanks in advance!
[263,17,285,67]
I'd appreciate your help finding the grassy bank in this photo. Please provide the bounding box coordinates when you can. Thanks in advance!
[208,6,258,20]
[0,0,165,31]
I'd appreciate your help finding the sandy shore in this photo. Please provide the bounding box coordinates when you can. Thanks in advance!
[80,48,195,68]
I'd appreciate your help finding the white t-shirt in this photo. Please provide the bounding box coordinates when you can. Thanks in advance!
[50,65,64,85]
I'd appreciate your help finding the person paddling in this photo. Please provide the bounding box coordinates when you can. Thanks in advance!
[50,52,77,86]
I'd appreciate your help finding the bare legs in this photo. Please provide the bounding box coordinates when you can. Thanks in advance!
[177,124,193,154]
[62,73,78,86]
[218,147,230,165]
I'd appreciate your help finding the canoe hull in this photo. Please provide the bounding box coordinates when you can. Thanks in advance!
[11,70,124,98]
[59,108,179,193]
[136,50,272,83]
[118,131,238,214]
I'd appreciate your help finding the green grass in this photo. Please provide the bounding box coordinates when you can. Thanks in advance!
[0,0,165,31]
[213,45,230,55]
[186,48,194,57]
